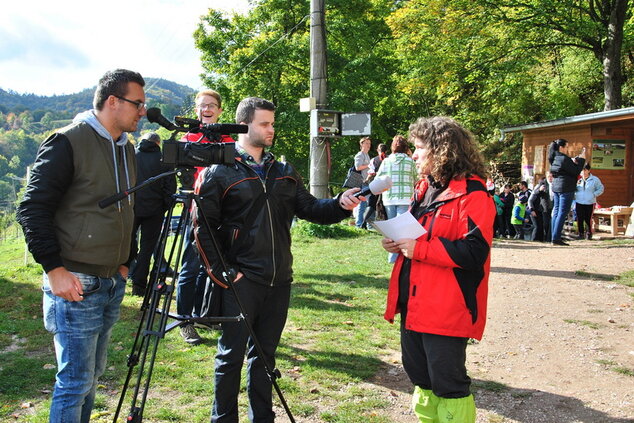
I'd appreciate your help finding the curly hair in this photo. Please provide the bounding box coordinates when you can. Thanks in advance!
[408,116,487,185]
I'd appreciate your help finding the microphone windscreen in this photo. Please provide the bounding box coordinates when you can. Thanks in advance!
[146,107,162,123]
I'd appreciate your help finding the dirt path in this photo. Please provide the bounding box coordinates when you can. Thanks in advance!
[367,239,634,423]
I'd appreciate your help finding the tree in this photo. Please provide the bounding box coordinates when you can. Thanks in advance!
[194,0,405,182]
[476,0,631,110]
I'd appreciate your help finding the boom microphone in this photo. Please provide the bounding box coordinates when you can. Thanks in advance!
[353,175,392,198]
[146,107,177,131]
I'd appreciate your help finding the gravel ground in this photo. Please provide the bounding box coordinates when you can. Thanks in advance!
[354,238,634,423]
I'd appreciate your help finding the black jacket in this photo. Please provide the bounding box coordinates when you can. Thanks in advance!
[549,152,585,193]
[194,151,351,287]
[134,139,176,217]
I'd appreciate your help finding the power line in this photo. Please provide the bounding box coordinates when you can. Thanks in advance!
[233,14,310,76]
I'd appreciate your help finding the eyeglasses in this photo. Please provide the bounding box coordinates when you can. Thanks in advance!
[197,102,219,110]
[114,95,146,111]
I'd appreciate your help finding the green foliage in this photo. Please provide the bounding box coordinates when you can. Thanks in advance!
[194,0,404,183]
[192,0,632,184]
[291,219,362,239]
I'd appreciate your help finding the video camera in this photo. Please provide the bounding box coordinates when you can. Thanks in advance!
[147,107,248,168]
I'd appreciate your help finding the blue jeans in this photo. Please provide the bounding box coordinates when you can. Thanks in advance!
[43,271,125,423]
[176,224,207,317]
[212,279,291,422]
[355,200,368,227]
[551,191,574,241]
[385,204,410,263]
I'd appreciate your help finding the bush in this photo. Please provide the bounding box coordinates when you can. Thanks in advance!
[291,219,362,239]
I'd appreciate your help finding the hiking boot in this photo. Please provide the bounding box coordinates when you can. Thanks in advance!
[180,324,202,345]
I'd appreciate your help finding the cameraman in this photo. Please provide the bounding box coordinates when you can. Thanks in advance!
[176,89,234,345]
[194,97,361,422]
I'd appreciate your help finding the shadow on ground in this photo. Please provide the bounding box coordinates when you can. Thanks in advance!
[474,380,634,423]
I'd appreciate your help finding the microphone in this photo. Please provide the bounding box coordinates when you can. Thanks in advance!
[353,175,392,198]
[147,107,177,130]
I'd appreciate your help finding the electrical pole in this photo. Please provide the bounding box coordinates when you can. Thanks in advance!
[309,0,330,198]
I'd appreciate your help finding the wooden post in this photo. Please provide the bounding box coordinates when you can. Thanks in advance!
[309,0,330,198]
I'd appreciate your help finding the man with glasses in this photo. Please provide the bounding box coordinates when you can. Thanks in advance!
[17,69,145,423]
[176,89,234,345]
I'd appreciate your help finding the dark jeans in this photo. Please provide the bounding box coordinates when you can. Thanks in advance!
[576,203,595,235]
[212,279,291,422]
[529,212,543,242]
[362,193,379,228]
[131,213,164,291]
[541,210,552,242]
[501,208,515,237]
[551,191,574,241]
[400,313,471,398]
[176,224,207,317]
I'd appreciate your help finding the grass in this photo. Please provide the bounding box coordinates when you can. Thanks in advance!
[596,360,634,377]
[2,221,633,422]
[563,319,604,329]
[0,221,400,422]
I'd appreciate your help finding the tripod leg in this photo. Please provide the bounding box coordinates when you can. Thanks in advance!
[113,195,190,423]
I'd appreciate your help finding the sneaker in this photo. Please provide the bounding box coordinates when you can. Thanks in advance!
[180,324,202,345]
[551,239,569,246]
[585,232,592,240]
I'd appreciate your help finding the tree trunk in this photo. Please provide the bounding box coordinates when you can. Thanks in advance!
[601,0,628,110]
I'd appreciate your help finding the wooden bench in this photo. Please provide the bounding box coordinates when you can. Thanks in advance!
[592,207,633,236]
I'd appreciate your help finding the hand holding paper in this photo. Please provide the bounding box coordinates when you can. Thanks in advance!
[371,211,426,241]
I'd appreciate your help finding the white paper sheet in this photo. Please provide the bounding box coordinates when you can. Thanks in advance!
[371,211,427,240]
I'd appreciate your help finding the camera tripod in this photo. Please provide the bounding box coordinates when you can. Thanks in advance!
[102,169,296,423]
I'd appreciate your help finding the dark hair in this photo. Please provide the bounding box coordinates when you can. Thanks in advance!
[377,143,388,153]
[584,163,591,170]
[140,132,160,143]
[391,135,409,153]
[548,138,568,164]
[93,69,145,111]
[520,181,528,189]
[504,183,512,189]
[408,116,487,185]
[235,97,276,124]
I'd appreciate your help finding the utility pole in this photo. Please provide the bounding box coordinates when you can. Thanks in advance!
[309,0,330,198]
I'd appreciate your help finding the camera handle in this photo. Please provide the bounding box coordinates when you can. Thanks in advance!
[108,173,296,423]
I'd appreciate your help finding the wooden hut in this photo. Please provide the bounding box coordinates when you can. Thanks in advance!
[500,108,634,208]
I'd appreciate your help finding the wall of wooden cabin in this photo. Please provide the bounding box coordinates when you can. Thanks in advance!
[520,124,633,208]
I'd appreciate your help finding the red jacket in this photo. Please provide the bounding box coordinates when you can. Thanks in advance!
[384,176,495,340]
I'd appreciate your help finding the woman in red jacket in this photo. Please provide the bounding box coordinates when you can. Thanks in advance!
[382,116,495,423]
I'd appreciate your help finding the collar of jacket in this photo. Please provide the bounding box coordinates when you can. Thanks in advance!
[414,175,485,203]
[235,149,276,166]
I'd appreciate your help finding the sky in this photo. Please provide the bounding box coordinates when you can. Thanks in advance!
[0,0,250,96]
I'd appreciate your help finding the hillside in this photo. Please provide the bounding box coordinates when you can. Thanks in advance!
[0,78,195,118]
[0,78,197,209]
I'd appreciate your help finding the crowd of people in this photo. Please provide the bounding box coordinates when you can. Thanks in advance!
[15,67,605,423]
[489,139,604,245]
[353,135,604,249]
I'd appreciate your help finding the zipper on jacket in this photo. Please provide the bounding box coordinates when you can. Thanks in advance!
[238,160,277,286]
[262,165,277,286]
